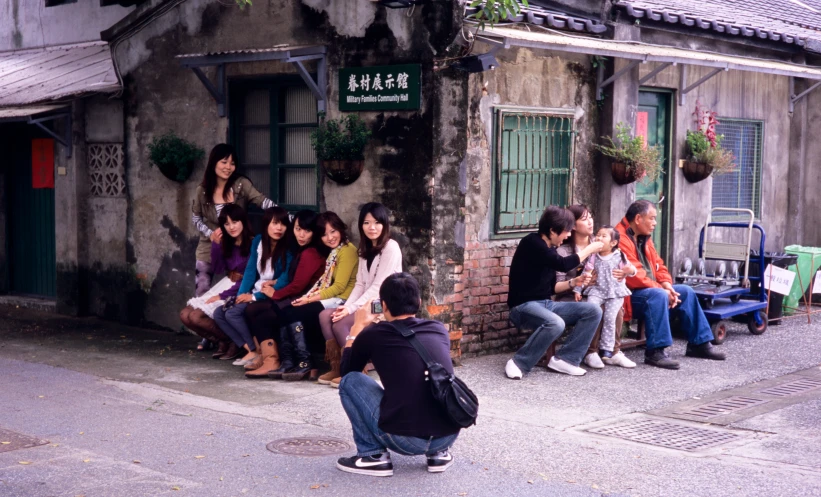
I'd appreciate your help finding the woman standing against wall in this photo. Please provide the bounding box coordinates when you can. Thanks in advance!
[316,203,403,387]
[190,143,274,349]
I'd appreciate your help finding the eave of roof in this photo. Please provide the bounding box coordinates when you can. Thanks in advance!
[0,41,121,107]
[464,2,607,35]
[615,1,810,47]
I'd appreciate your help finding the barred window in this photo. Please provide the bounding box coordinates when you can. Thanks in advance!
[493,109,574,235]
[711,119,763,218]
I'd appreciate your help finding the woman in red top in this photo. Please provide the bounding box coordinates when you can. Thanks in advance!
[243,210,325,378]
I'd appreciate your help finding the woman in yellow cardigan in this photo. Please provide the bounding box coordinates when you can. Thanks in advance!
[277,212,358,381]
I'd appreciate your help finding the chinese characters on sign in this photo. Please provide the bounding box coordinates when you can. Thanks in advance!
[763,264,796,295]
[339,64,421,111]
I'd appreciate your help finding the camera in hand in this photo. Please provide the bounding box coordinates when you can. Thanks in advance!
[371,299,383,314]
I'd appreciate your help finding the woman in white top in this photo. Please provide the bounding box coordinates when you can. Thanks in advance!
[316,203,403,386]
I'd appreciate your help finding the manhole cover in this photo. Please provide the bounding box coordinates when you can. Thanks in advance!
[585,419,741,451]
[675,396,770,418]
[266,437,352,456]
[0,428,48,453]
[756,377,821,397]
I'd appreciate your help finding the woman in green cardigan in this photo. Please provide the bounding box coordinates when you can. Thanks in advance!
[191,143,273,349]
[276,211,359,381]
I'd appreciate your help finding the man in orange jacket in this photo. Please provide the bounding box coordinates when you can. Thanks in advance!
[616,200,726,369]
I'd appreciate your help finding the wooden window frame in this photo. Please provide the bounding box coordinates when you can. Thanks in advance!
[490,106,576,239]
[229,75,319,212]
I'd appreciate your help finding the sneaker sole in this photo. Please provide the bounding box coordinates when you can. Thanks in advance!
[317,378,336,385]
[336,462,393,477]
[547,365,586,376]
[330,382,340,389]
[427,459,454,473]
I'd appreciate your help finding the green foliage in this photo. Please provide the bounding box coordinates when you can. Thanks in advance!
[234,0,252,9]
[310,114,371,161]
[596,122,664,181]
[469,0,528,29]
[686,130,735,174]
[147,132,205,183]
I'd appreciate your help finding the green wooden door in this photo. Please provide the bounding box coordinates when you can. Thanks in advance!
[636,90,671,259]
[4,124,56,297]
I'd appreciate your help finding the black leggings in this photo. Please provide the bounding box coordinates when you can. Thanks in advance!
[245,298,292,342]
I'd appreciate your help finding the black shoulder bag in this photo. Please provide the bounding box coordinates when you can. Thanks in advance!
[389,321,479,428]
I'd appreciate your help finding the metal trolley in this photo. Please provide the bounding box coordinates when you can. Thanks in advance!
[675,208,768,344]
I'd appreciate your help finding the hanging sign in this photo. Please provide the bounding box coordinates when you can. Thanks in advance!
[763,264,796,295]
[339,64,421,111]
[32,138,55,189]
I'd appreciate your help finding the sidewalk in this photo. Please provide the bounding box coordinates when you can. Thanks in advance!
[1,305,821,497]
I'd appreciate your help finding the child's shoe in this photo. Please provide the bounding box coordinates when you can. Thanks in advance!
[602,351,636,368]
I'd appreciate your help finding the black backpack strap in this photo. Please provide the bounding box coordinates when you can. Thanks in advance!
[388,320,437,368]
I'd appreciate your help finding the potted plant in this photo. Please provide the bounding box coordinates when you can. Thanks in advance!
[683,102,736,183]
[310,113,371,185]
[147,132,205,183]
[596,122,663,185]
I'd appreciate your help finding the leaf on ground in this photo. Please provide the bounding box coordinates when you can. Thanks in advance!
[592,484,600,489]
[133,460,141,464]
[458,493,467,496]
[79,432,84,435]
[50,444,59,447]
[171,486,181,491]
[310,484,320,489]
[219,476,223,481]
[566,480,576,483]
[527,480,534,484]
[205,432,213,436]
[1,442,10,445]
[83,459,90,463]
[18,461,32,465]
[195,455,206,459]
[38,396,44,398]
[242,454,250,457]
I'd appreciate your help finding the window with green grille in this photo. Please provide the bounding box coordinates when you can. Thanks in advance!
[711,119,763,218]
[493,109,574,234]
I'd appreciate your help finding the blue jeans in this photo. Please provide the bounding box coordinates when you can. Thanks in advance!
[630,284,714,350]
[509,299,603,372]
[338,372,459,457]
[213,303,254,350]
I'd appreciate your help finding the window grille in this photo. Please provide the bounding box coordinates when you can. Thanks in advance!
[711,119,763,219]
[494,110,574,234]
[234,80,318,211]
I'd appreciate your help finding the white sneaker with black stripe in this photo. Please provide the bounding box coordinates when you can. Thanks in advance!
[427,450,455,473]
[336,452,393,477]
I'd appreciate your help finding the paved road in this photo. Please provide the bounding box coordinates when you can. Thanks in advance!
[1,306,820,497]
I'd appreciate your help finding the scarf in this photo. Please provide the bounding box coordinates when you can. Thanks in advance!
[305,243,345,296]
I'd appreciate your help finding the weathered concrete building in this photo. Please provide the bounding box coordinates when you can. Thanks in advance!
[2,0,821,357]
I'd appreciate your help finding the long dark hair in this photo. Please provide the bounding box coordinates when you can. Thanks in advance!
[288,210,320,281]
[218,204,253,259]
[316,211,349,257]
[202,144,242,203]
[563,204,591,252]
[357,202,391,259]
[260,207,292,272]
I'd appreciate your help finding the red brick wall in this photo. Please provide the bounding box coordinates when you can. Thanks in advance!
[428,239,528,358]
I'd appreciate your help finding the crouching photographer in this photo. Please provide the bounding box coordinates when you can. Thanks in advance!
[336,272,464,477]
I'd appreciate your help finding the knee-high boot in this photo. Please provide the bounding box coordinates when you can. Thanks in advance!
[268,326,293,380]
[317,339,342,385]
[283,321,314,381]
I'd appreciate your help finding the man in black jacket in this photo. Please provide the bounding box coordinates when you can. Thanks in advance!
[336,273,461,477]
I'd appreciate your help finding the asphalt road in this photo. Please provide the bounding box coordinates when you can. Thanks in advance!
[1,305,820,497]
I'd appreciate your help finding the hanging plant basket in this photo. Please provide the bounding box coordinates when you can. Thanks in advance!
[322,159,365,186]
[611,162,640,185]
[147,133,205,183]
[682,160,714,183]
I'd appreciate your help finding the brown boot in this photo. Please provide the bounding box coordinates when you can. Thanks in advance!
[317,339,342,385]
[245,339,280,378]
[212,341,229,359]
[219,342,242,360]
[331,376,341,388]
